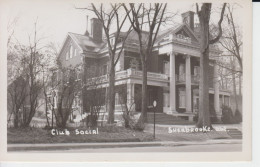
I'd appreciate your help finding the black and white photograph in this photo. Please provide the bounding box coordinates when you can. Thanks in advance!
[0,0,252,162]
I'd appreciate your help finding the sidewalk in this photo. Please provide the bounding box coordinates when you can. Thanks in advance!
[145,123,242,129]
[7,139,242,152]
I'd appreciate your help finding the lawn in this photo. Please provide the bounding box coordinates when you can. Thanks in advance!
[7,126,154,144]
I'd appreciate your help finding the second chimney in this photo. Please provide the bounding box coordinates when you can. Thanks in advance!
[181,11,195,31]
[90,18,103,43]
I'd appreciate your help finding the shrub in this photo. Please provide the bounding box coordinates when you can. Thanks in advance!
[221,106,234,124]
[233,109,242,123]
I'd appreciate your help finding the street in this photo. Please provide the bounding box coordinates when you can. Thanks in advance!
[29,143,242,153]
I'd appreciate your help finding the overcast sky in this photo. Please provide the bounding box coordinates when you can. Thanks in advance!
[6,0,242,50]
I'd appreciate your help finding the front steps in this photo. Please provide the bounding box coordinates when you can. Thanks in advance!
[226,128,243,139]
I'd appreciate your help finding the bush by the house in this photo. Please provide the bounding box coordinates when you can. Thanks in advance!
[233,109,242,123]
[221,106,234,124]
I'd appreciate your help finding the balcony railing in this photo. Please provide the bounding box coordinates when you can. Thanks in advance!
[191,75,200,84]
[176,74,200,84]
[86,68,168,85]
[176,74,185,83]
[128,69,168,80]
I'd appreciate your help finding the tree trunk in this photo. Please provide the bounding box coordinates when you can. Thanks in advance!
[196,3,212,129]
[141,59,148,122]
[14,106,19,128]
[135,57,148,130]
[107,63,115,124]
[197,48,211,128]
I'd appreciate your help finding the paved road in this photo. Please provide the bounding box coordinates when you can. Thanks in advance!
[30,143,242,152]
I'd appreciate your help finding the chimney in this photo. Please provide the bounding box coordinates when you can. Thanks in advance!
[84,15,89,36]
[181,11,195,31]
[90,18,103,43]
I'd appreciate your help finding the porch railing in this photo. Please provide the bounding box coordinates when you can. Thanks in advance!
[86,68,168,85]
[176,74,200,84]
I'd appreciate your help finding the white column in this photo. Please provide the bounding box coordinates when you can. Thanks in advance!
[170,51,176,112]
[127,83,135,111]
[214,62,220,113]
[185,55,192,113]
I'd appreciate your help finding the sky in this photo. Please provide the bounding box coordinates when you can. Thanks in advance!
[5,0,243,50]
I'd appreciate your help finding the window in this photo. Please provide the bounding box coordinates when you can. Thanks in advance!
[129,58,140,70]
[163,61,169,75]
[115,93,119,105]
[54,95,57,109]
[69,46,73,58]
[179,90,186,108]
[179,64,185,75]
[74,48,77,57]
[194,66,200,76]
[179,64,185,81]
[224,96,230,106]
[163,93,169,107]
[102,64,108,75]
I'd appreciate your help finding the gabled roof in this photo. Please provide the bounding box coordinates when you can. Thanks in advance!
[61,23,201,57]
[68,32,104,53]
[155,23,200,44]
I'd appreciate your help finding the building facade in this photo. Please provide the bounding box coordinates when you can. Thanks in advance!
[56,11,231,122]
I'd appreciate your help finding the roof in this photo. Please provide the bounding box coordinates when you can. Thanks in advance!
[64,23,208,55]
[155,23,200,44]
[68,32,104,53]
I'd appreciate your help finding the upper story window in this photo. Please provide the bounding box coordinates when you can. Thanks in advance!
[74,48,77,57]
[102,64,108,75]
[69,46,73,59]
[194,66,200,76]
[129,58,140,70]
[179,64,185,75]
[163,61,169,75]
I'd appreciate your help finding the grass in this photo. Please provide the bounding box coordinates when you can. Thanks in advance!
[7,126,154,144]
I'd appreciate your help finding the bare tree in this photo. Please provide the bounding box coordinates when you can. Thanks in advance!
[53,64,81,128]
[41,44,60,128]
[117,84,142,129]
[7,76,28,128]
[84,77,106,127]
[7,19,46,128]
[218,4,243,112]
[77,3,132,124]
[196,3,226,128]
[123,3,167,130]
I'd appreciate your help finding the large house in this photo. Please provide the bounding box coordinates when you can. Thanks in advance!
[55,11,231,123]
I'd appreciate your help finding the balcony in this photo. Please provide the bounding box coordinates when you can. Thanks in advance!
[86,68,168,85]
[176,74,200,85]
[127,69,168,80]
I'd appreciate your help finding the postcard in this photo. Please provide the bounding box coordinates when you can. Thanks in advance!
[0,0,252,162]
